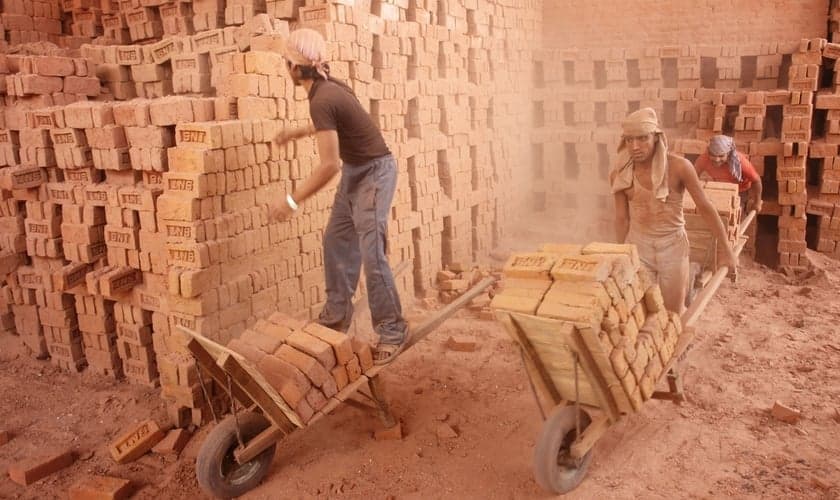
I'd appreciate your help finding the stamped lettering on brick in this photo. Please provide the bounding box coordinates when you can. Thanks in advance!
[168,248,195,263]
[178,129,206,144]
[153,41,176,60]
[139,292,160,310]
[146,172,163,186]
[301,6,328,22]
[103,16,121,29]
[33,114,54,127]
[117,48,139,62]
[127,11,145,23]
[194,32,221,49]
[66,170,92,183]
[27,222,49,235]
[175,59,197,70]
[165,223,193,238]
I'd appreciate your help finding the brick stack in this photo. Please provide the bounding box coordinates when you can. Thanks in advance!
[227,312,374,425]
[682,181,741,272]
[66,0,104,41]
[102,11,131,44]
[193,0,226,32]
[1,0,63,46]
[159,2,195,37]
[2,54,100,132]
[491,244,682,413]
[78,293,122,377]
[125,5,164,42]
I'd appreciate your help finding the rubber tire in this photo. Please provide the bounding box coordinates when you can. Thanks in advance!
[196,412,276,499]
[533,405,594,495]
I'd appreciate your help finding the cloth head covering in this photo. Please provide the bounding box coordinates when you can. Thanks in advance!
[610,108,670,202]
[708,134,742,182]
[283,28,329,80]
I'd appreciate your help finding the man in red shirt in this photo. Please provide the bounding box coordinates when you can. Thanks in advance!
[694,135,763,214]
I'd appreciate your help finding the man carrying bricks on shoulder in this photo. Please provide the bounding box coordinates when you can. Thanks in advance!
[611,108,738,313]
[271,28,409,365]
[694,134,763,214]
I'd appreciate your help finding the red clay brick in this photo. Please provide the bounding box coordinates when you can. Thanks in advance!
[257,354,310,407]
[0,430,10,446]
[239,325,284,354]
[267,311,306,329]
[345,355,363,382]
[330,364,349,391]
[303,322,354,365]
[152,428,191,456]
[252,318,293,344]
[68,475,133,500]
[109,420,165,464]
[294,397,314,424]
[285,331,336,370]
[351,338,374,372]
[8,449,75,486]
[305,387,327,412]
[227,338,266,366]
[275,344,331,388]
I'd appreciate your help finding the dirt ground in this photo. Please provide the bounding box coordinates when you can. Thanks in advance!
[1,251,839,499]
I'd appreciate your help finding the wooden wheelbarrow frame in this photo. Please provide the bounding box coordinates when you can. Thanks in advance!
[178,275,497,499]
[505,210,755,495]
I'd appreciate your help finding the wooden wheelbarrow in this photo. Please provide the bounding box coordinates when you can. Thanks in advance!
[494,211,754,495]
[177,275,496,499]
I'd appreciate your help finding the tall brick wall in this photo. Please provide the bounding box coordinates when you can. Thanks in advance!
[0,0,542,427]
[545,0,829,48]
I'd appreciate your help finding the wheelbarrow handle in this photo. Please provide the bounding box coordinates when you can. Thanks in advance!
[405,276,497,350]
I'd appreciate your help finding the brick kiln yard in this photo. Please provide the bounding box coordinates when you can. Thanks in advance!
[1,247,839,499]
[2,0,840,498]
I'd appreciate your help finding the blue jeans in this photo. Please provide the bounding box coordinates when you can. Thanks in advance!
[318,154,407,345]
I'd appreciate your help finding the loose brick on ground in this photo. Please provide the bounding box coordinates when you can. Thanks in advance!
[109,420,165,464]
[152,428,192,456]
[8,449,75,486]
[68,475,133,500]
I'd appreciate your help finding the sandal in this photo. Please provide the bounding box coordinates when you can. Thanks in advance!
[372,340,407,366]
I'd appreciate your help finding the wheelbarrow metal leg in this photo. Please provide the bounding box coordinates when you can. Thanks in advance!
[651,368,685,403]
[367,375,397,428]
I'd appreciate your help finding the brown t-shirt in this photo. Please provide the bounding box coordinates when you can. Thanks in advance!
[308,78,391,165]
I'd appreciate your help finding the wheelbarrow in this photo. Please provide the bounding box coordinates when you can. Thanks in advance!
[494,211,754,494]
[177,275,496,499]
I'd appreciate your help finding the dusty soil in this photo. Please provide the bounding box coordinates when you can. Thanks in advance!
[1,252,839,499]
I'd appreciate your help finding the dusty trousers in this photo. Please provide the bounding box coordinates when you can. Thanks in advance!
[318,154,408,345]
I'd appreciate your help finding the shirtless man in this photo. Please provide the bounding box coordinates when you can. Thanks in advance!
[611,108,737,313]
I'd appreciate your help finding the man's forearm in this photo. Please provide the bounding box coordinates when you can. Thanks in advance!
[291,162,340,205]
[700,203,732,251]
[292,124,316,140]
[752,180,763,208]
[615,219,629,243]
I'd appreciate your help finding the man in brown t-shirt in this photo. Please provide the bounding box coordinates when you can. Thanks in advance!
[272,28,408,365]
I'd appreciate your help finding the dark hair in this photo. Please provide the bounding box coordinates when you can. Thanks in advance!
[298,63,329,80]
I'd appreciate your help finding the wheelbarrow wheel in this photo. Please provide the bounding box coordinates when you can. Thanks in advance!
[196,411,276,499]
[533,405,593,494]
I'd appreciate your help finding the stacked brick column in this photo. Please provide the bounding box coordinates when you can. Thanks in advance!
[1,0,63,46]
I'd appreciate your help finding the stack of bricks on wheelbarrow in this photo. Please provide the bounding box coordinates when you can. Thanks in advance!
[682,181,741,274]
[490,244,682,414]
[227,312,374,425]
